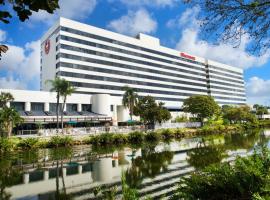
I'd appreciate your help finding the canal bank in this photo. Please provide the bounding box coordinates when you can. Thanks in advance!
[0,124,249,152]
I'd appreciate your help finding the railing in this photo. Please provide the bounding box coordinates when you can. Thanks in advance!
[155,122,201,129]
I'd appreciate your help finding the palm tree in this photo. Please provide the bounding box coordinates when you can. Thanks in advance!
[59,80,76,132]
[122,86,138,121]
[0,92,14,108]
[0,45,8,60]
[47,77,66,130]
[0,107,23,137]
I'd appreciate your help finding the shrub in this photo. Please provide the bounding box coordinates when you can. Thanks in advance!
[174,115,189,123]
[172,146,270,200]
[127,131,144,144]
[0,138,15,152]
[48,136,74,147]
[174,128,185,139]
[90,133,114,145]
[113,134,128,144]
[145,131,161,142]
[160,129,175,140]
[18,138,40,149]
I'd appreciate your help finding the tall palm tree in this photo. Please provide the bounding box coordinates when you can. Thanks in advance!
[60,80,76,132]
[47,77,66,130]
[0,92,14,108]
[122,86,138,121]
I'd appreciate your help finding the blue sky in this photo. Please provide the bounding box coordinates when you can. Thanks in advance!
[0,0,270,105]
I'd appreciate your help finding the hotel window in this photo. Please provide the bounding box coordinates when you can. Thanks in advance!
[66,104,77,112]
[82,104,92,112]
[49,103,62,112]
[10,102,25,111]
[31,103,44,111]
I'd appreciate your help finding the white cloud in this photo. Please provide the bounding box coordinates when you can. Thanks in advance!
[170,7,270,69]
[246,77,270,105]
[0,29,7,42]
[109,0,180,8]
[0,76,26,90]
[108,8,157,36]
[30,0,97,25]
[0,40,40,89]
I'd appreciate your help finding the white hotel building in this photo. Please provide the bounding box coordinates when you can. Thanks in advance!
[2,17,246,129]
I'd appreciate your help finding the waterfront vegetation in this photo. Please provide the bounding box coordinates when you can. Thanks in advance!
[172,146,270,200]
[0,123,262,153]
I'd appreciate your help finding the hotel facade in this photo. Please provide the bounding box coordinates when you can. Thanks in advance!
[2,17,246,128]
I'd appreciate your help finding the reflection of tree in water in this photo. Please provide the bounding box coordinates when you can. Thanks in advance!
[125,145,174,188]
[48,147,74,200]
[187,143,227,170]
[0,156,22,200]
[224,130,260,150]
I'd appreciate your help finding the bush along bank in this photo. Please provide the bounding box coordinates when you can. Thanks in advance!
[0,124,252,153]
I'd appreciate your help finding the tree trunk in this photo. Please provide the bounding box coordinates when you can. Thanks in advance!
[56,92,60,131]
[55,160,60,199]
[130,103,133,121]
[61,96,66,133]
[7,121,12,138]
[61,160,67,195]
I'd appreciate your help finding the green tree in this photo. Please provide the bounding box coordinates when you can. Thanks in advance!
[122,86,138,121]
[182,95,220,124]
[0,92,14,108]
[133,96,171,128]
[0,107,23,137]
[184,0,270,55]
[59,80,76,131]
[222,105,257,124]
[0,0,59,58]
[253,105,269,115]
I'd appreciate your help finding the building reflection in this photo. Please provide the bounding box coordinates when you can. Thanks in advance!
[2,131,267,200]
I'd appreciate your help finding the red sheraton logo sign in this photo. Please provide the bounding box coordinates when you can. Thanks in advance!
[45,39,50,55]
[180,52,196,60]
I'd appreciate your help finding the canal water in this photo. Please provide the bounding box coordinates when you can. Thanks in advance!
[1,129,270,200]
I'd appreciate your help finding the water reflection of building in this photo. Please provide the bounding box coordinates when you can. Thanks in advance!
[6,138,253,200]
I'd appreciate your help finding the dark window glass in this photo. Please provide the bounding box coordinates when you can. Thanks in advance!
[10,102,25,111]
[49,103,62,112]
[111,105,114,112]
[209,75,244,84]
[209,80,245,89]
[82,104,92,112]
[66,104,77,112]
[31,103,44,111]
[208,65,242,75]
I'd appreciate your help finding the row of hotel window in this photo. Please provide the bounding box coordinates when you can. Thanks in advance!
[57,62,245,93]
[57,52,244,88]
[59,34,243,79]
[10,102,92,112]
[59,26,205,67]
[58,71,246,98]
[58,44,244,85]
